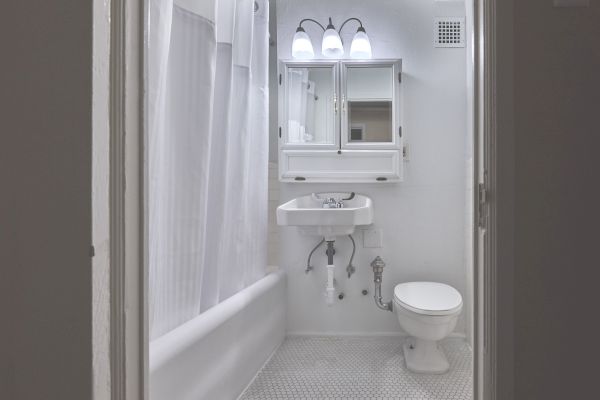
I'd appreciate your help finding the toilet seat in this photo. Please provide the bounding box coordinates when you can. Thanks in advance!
[394,282,462,316]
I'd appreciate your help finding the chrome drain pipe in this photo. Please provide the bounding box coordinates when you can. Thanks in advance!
[371,256,393,312]
[325,241,336,306]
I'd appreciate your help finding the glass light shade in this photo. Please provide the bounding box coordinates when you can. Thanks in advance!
[350,30,372,59]
[291,30,314,59]
[321,28,344,58]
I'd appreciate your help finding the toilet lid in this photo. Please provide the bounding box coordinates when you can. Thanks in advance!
[393,282,462,316]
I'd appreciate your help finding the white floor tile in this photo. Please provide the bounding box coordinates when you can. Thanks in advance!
[241,336,472,400]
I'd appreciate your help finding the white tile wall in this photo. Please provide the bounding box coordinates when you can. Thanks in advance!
[268,162,280,266]
[275,0,472,337]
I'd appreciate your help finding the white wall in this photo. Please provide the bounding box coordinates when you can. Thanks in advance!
[274,0,471,335]
[268,163,281,265]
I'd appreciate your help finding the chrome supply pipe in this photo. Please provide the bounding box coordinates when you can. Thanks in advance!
[371,256,393,312]
[346,234,356,278]
[306,238,325,273]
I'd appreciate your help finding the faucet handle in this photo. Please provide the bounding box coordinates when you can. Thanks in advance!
[341,192,356,201]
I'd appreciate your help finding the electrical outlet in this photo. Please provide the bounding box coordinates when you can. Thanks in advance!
[363,228,383,248]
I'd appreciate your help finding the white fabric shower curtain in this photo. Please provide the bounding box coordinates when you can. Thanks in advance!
[148,0,269,340]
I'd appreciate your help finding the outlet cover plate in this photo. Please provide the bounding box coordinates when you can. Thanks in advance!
[363,228,383,248]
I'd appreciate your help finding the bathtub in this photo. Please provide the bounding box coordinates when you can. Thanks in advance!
[149,270,286,400]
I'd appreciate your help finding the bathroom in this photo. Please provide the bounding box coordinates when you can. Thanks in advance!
[148,0,476,399]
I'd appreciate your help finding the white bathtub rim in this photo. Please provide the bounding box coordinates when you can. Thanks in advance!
[149,269,285,374]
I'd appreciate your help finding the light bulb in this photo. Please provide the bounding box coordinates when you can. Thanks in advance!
[292,27,314,59]
[350,27,372,59]
[321,18,344,58]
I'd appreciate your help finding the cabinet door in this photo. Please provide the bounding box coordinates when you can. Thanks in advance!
[280,62,339,150]
[340,61,401,150]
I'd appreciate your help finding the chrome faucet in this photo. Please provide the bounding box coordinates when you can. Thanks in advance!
[323,197,339,208]
[320,192,356,208]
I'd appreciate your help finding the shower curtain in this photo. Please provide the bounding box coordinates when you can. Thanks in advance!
[148,0,269,340]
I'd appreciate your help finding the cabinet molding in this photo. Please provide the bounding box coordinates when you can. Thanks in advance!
[280,150,401,183]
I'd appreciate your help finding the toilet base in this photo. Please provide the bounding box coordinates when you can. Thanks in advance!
[403,337,450,374]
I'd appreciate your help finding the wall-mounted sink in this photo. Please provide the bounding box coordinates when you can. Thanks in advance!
[277,192,373,240]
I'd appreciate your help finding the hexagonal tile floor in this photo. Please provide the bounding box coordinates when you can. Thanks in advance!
[240,336,472,400]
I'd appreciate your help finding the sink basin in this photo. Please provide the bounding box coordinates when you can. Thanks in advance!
[277,192,373,239]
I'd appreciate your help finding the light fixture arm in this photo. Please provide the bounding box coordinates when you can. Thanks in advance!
[338,17,365,35]
[297,18,326,32]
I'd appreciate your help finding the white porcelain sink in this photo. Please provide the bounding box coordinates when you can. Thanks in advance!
[277,192,373,239]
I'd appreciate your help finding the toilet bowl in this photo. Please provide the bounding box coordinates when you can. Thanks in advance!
[393,281,463,374]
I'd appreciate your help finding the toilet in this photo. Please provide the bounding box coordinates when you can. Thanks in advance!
[393,281,463,374]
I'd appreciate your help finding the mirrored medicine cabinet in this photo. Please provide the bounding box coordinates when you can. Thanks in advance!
[278,60,403,183]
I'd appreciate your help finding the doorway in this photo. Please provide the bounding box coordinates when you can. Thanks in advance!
[106,0,502,398]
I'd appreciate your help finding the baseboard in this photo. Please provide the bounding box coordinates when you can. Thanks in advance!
[285,331,468,339]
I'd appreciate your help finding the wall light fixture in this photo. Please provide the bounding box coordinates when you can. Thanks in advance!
[291,17,372,59]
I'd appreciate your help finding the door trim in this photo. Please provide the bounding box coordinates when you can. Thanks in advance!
[473,0,514,398]
[104,0,512,399]
[109,0,146,399]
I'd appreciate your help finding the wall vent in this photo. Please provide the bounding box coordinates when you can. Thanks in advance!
[433,17,465,48]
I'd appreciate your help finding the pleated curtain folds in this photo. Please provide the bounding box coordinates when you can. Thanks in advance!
[148,0,269,340]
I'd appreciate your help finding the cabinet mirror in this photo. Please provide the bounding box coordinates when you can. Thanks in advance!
[345,66,394,144]
[285,65,336,146]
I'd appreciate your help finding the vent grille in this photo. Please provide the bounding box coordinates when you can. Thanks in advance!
[434,17,465,48]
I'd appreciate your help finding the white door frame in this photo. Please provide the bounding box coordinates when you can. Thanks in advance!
[474,0,494,397]
[107,0,147,399]
[104,0,514,399]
